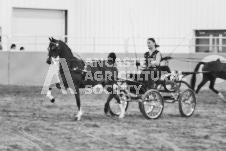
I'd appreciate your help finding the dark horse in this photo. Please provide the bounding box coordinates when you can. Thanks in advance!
[190,59,226,101]
[46,37,125,120]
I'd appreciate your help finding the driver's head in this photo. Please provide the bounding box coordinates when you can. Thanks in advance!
[147,38,159,50]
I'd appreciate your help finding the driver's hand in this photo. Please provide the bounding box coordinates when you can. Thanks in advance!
[135,61,140,67]
[140,63,146,70]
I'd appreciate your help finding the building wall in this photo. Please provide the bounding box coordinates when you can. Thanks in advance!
[72,0,226,53]
[0,0,226,53]
[74,0,226,37]
[0,0,75,50]
[1,51,226,92]
[1,0,75,35]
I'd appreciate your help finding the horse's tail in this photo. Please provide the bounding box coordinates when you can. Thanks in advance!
[190,62,205,90]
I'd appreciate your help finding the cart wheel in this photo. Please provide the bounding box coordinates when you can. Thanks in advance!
[140,89,164,119]
[176,81,190,91]
[109,97,129,116]
[178,89,196,117]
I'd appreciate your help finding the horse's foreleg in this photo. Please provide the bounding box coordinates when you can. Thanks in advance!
[46,83,56,103]
[74,87,83,121]
[46,83,67,103]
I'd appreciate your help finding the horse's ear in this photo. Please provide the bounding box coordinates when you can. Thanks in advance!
[52,37,56,41]
[49,37,52,42]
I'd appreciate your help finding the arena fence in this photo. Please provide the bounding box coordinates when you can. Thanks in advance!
[0,51,226,91]
[1,35,226,90]
[2,35,226,53]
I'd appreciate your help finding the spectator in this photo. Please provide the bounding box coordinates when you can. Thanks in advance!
[20,47,24,51]
[10,44,16,51]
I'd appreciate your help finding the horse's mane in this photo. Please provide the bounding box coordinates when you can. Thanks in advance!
[54,40,85,71]
[57,40,83,62]
[58,40,74,57]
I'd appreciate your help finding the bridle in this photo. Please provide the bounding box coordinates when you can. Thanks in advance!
[48,42,60,51]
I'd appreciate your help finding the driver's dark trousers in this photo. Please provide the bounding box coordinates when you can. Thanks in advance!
[141,68,160,89]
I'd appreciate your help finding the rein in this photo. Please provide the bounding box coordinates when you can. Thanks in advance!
[57,58,119,83]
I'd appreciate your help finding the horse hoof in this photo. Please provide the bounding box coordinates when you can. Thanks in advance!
[50,98,55,103]
[119,114,125,119]
[119,116,124,119]
[75,116,81,121]
[218,93,225,102]
[219,98,226,102]
[105,111,111,117]
[75,114,82,121]
[104,108,109,115]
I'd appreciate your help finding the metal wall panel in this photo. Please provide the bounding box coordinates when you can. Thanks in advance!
[0,52,226,92]
[1,0,226,53]
[0,52,9,85]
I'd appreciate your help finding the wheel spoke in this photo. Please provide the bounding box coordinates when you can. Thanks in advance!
[142,90,164,119]
[146,106,154,114]
[179,89,196,117]
[109,97,129,116]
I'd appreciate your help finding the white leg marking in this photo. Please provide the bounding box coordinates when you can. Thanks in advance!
[119,104,125,119]
[68,88,76,95]
[46,90,54,100]
[76,108,83,121]
[218,92,225,101]
[61,88,67,94]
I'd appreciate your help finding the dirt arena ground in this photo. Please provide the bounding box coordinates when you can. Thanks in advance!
[0,85,226,151]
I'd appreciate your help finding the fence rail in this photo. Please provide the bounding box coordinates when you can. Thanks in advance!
[1,35,226,53]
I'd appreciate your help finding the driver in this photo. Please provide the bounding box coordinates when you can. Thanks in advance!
[140,38,162,89]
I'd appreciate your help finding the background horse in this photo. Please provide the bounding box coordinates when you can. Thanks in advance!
[190,59,226,101]
[46,37,124,120]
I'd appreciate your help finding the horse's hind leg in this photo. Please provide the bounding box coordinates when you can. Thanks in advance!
[74,87,83,121]
[209,78,225,101]
[104,94,115,115]
[115,95,125,119]
[209,78,218,94]
[195,76,209,94]
[104,84,125,118]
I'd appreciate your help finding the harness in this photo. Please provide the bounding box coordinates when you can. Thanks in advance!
[67,59,118,87]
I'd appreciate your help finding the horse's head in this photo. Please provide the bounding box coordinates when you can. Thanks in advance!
[47,37,62,62]
[46,37,75,65]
